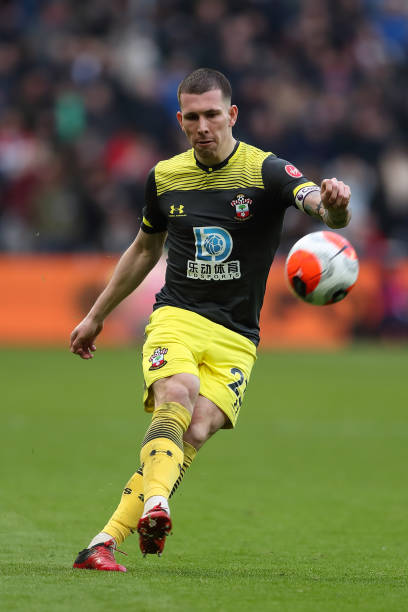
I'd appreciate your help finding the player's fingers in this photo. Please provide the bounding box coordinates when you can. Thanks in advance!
[321,180,332,203]
[70,328,88,353]
[71,328,88,347]
[328,178,339,204]
[70,328,78,347]
[70,340,80,353]
[321,179,330,197]
[70,335,83,353]
[335,182,351,208]
[322,179,337,206]
[335,181,345,205]
[83,340,95,356]
[71,337,92,357]
[83,340,96,357]
[76,346,94,359]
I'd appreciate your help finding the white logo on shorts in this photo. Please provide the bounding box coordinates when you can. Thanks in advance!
[149,347,168,370]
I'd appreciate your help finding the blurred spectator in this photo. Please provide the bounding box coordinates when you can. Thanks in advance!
[375,144,408,250]
[0,0,407,255]
[323,155,378,253]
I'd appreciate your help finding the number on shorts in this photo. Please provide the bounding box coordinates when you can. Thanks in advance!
[227,367,248,415]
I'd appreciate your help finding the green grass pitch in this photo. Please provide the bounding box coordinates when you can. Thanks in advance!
[1,345,407,611]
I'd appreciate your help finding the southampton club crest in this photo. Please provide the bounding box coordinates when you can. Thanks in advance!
[231,193,253,220]
[149,347,168,370]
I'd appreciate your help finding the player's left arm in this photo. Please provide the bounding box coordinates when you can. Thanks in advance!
[303,178,351,229]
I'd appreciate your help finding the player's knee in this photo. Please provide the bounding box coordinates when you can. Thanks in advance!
[153,374,199,413]
[163,382,193,411]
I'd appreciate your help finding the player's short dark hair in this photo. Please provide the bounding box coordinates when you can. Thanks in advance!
[177,68,232,106]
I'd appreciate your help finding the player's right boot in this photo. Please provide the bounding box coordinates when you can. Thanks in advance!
[73,539,127,572]
[137,504,172,557]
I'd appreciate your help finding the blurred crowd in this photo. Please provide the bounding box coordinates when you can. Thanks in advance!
[1,0,408,258]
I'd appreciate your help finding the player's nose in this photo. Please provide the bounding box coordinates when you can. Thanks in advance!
[197,116,209,133]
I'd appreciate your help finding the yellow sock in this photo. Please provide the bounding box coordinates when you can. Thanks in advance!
[102,440,197,544]
[101,468,144,545]
[141,402,191,502]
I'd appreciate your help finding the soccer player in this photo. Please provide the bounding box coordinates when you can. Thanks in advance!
[70,68,351,572]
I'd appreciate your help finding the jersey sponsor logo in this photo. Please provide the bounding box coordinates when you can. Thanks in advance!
[188,226,241,280]
[193,226,233,262]
[231,193,253,220]
[285,164,303,178]
[187,260,241,281]
[169,204,186,217]
[148,346,168,370]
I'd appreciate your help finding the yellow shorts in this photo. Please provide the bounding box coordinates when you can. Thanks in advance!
[142,306,257,427]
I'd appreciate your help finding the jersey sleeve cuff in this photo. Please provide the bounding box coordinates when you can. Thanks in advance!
[141,216,167,234]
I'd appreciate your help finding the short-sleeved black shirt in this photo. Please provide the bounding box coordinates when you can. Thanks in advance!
[141,141,318,346]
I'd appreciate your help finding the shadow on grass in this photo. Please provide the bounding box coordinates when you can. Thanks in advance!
[2,562,406,588]
[140,565,408,586]
[0,563,126,578]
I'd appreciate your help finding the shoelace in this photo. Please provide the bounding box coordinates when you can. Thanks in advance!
[102,540,128,556]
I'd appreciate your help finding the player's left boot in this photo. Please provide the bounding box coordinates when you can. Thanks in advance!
[137,504,172,556]
[73,539,127,572]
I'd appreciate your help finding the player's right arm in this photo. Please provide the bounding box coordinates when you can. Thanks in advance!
[70,229,167,359]
[262,156,351,227]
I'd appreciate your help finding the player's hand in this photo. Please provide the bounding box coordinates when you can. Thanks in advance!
[70,317,103,360]
[320,178,351,227]
[321,177,350,210]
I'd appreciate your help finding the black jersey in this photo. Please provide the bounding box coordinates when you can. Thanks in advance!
[141,141,319,345]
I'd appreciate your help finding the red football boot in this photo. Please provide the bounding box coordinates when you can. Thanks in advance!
[73,539,127,572]
[137,504,172,556]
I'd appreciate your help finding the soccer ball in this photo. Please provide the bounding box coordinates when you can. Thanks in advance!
[204,233,225,256]
[285,231,359,305]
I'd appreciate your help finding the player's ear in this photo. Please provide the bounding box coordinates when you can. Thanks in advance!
[229,105,238,127]
[176,111,184,131]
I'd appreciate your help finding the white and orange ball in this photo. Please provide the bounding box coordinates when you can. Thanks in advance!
[285,231,359,305]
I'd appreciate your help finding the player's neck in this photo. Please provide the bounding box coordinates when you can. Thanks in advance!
[194,137,237,168]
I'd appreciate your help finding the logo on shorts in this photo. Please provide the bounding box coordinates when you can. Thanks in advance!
[285,164,303,178]
[149,347,168,370]
[231,193,252,220]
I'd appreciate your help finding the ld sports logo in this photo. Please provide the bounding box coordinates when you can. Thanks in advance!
[187,226,241,281]
[148,347,168,370]
[231,194,252,220]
